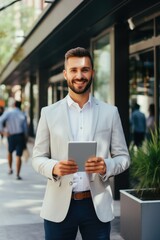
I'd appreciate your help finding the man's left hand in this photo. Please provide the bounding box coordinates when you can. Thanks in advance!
[85,157,106,175]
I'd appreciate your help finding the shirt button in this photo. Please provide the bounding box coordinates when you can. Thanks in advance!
[69,181,73,185]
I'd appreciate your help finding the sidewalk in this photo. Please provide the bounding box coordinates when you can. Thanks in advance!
[0,137,124,240]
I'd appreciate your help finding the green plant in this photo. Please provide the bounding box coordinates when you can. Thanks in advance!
[130,128,160,199]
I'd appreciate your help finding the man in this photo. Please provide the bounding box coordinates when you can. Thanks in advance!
[32,47,130,240]
[0,100,28,179]
[131,103,146,147]
[146,103,155,140]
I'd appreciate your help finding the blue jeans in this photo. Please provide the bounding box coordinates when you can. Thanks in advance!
[44,198,111,240]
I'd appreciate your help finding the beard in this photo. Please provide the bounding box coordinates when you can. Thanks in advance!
[67,77,93,94]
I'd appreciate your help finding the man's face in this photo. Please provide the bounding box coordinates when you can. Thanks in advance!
[63,56,94,95]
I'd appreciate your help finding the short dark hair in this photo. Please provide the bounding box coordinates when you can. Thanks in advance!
[135,103,140,110]
[149,103,155,115]
[15,101,21,109]
[64,47,93,69]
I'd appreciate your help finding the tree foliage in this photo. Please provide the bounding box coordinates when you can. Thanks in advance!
[0,2,38,71]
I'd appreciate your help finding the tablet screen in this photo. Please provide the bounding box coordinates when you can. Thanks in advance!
[68,141,97,171]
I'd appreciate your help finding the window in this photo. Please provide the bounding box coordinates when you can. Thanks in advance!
[92,31,113,103]
[129,50,154,116]
[156,16,160,36]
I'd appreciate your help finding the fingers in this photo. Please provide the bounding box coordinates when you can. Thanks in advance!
[53,158,106,176]
[54,160,78,176]
[85,157,106,174]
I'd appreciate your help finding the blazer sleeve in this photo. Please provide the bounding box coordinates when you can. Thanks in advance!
[32,108,58,180]
[104,107,130,180]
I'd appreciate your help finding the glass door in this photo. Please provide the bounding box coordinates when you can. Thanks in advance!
[91,30,114,104]
[129,50,155,144]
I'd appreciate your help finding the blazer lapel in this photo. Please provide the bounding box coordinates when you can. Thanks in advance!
[88,97,99,182]
[90,97,99,140]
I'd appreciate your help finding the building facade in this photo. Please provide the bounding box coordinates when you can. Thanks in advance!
[0,0,160,199]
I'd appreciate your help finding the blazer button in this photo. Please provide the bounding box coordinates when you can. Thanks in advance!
[69,181,73,185]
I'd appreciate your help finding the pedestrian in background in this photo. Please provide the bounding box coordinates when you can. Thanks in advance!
[131,103,146,147]
[146,103,155,140]
[0,100,28,180]
[32,47,130,240]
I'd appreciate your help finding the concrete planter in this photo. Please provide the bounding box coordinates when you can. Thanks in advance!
[120,189,160,240]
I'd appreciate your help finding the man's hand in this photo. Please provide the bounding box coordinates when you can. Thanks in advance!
[52,160,78,176]
[85,157,106,175]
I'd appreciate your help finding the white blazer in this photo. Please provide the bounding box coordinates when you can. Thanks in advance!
[32,96,130,223]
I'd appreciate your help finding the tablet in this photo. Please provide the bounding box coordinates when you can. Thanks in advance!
[68,141,97,171]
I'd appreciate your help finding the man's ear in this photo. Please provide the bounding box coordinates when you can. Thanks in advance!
[63,70,67,80]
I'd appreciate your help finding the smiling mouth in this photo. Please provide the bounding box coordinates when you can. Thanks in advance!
[73,79,87,85]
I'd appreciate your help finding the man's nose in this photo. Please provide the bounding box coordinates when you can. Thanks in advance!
[76,70,83,79]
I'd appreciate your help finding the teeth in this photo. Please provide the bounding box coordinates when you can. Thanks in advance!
[74,81,85,84]
[76,82,83,84]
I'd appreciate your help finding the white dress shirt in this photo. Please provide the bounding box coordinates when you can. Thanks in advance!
[66,94,93,192]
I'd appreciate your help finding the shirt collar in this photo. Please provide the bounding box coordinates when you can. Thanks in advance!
[66,94,92,108]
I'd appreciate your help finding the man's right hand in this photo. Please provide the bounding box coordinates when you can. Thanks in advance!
[52,160,78,176]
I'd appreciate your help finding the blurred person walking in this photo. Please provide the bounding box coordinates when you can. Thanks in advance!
[131,103,146,147]
[0,100,28,180]
[146,103,155,140]
[32,47,130,240]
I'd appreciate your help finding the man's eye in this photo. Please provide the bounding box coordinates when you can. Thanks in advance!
[83,69,89,72]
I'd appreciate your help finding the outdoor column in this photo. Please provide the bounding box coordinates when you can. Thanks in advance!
[112,22,130,200]
[37,68,49,119]
[28,74,35,137]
